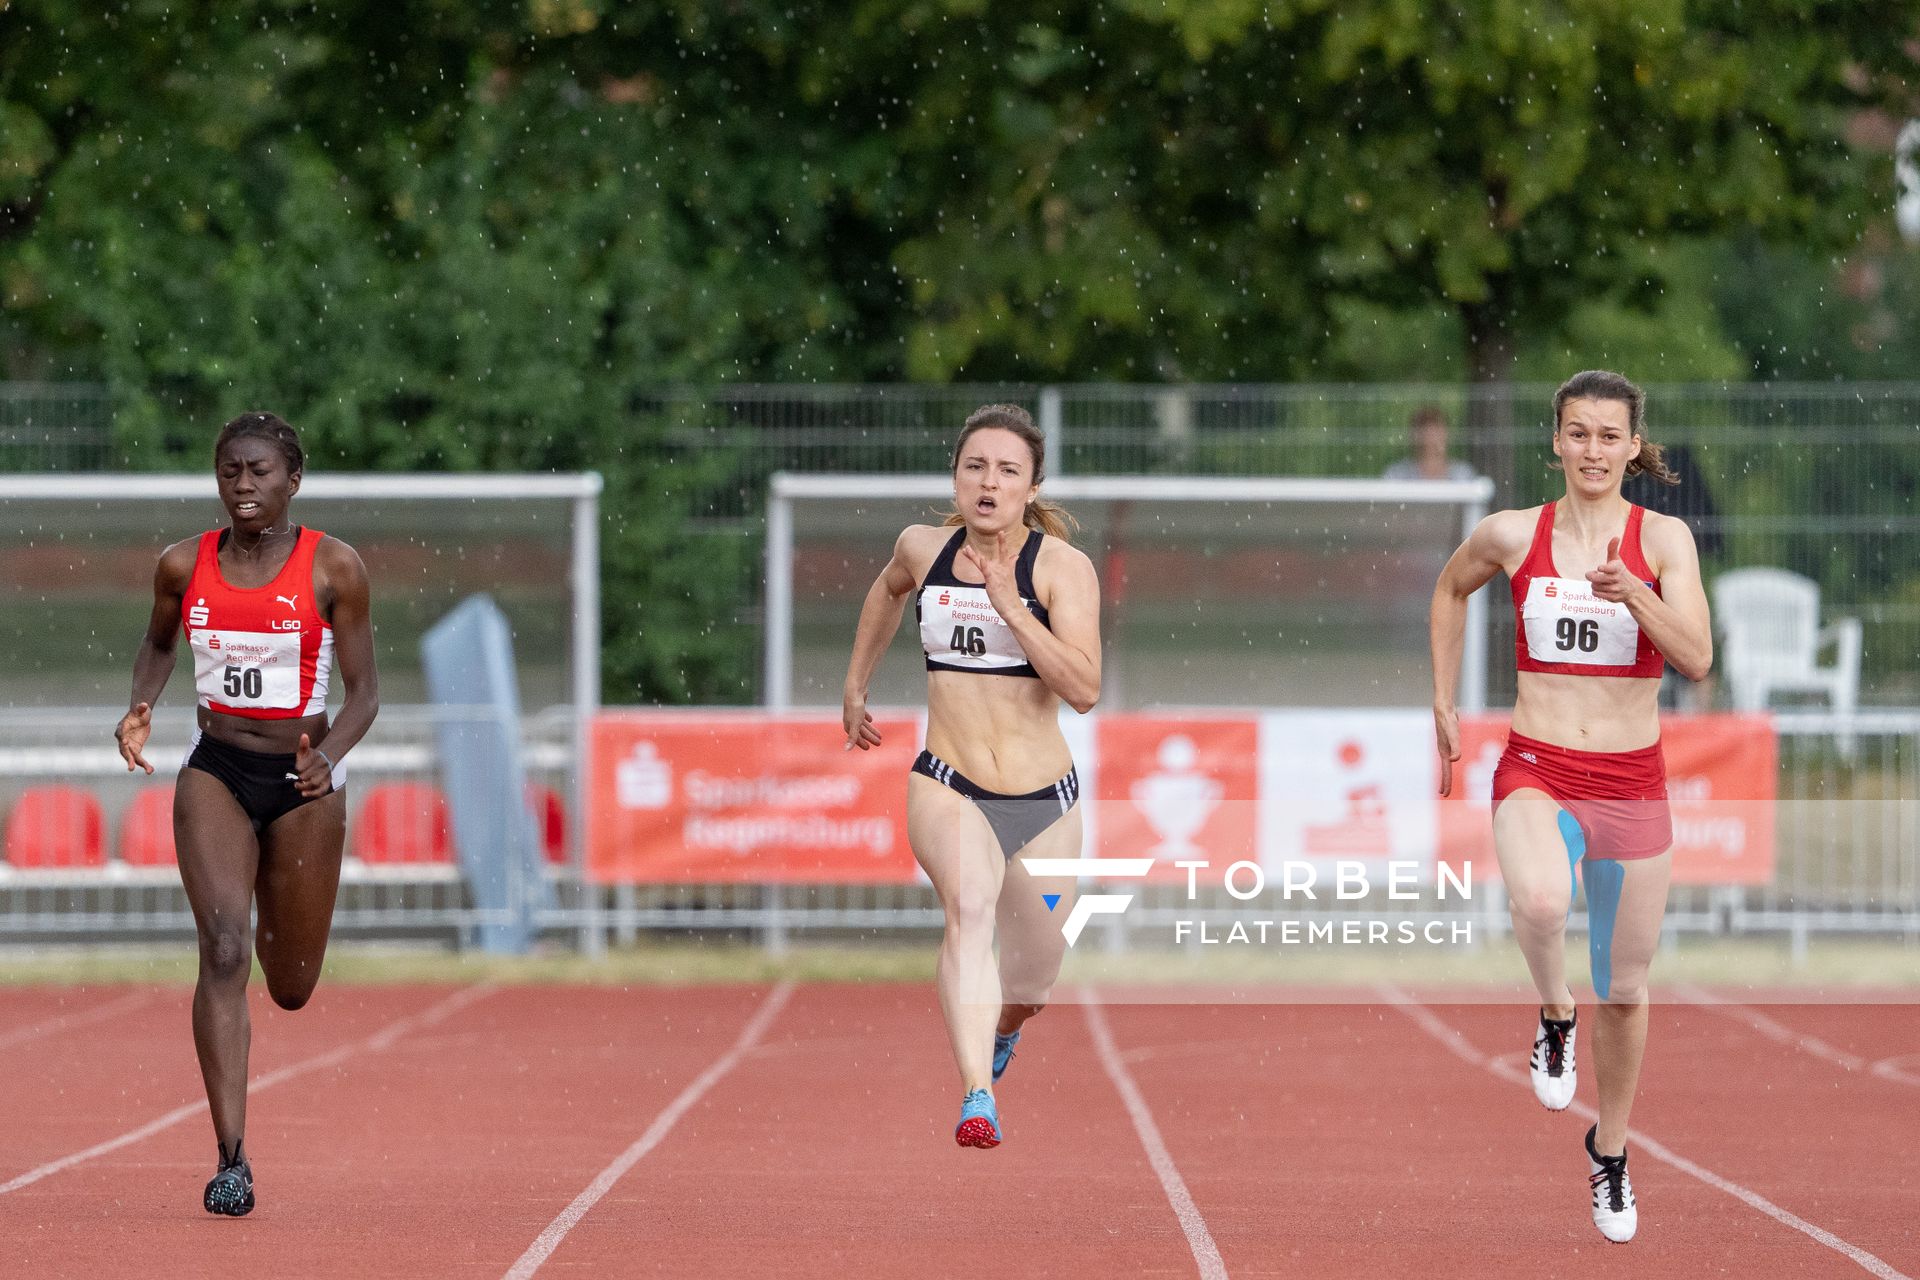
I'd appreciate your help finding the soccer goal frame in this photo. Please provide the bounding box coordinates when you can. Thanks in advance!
[0,471,603,947]
[763,472,1496,712]
[0,471,604,723]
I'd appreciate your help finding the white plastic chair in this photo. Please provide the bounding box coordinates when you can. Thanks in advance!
[1712,567,1862,755]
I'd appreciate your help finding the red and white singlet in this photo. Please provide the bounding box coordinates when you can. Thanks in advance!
[1510,501,1664,679]
[181,527,334,719]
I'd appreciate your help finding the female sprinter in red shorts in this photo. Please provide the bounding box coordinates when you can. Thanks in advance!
[842,403,1100,1149]
[1430,371,1711,1243]
[114,413,378,1216]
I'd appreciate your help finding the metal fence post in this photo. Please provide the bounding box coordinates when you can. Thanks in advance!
[1039,385,1064,478]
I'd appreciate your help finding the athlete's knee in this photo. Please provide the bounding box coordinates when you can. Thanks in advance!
[1508,886,1570,932]
[199,924,252,985]
[267,981,314,1012]
[262,948,323,1010]
[1598,967,1650,1008]
[943,889,998,938]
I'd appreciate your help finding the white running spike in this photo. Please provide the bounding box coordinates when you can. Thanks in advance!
[1529,1012,1578,1111]
[1587,1127,1637,1243]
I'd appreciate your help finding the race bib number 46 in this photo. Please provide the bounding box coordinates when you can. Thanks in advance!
[1521,577,1642,666]
[191,629,302,708]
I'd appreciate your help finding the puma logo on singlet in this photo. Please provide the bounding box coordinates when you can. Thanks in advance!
[276,594,299,609]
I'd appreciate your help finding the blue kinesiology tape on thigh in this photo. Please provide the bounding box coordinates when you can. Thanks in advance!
[1581,857,1626,1003]
[1555,810,1585,912]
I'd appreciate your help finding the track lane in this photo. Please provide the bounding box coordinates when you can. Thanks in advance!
[1100,997,1905,1278]
[4,983,1914,1278]
[0,984,468,1182]
[3,985,776,1278]
[531,983,1208,1278]
[1397,999,1917,1278]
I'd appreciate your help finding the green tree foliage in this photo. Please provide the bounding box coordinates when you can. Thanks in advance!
[869,1,1913,387]
[3,1,914,700]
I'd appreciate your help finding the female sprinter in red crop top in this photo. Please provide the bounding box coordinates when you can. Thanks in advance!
[114,413,378,1217]
[842,403,1101,1151]
[1430,371,1711,1244]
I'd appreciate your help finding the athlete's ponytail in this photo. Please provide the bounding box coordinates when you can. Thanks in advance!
[941,403,1078,543]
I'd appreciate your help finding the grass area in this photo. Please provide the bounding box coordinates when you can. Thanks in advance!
[1,934,1914,992]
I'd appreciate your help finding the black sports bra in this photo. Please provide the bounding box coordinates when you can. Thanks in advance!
[915,528,1052,677]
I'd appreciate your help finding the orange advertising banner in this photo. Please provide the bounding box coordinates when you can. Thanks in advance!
[587,710,1776,887]
[1094,715,1259,879]
[586,712,921,884]
[1438,713,1777,886]
[1662,714,1779,886]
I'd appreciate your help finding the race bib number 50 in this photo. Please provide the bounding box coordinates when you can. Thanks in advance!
[1521,577,1642,666]
[191,629,302,708]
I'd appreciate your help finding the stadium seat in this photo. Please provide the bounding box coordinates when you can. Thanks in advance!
[5,786,107,870]
[352,782,454,865]
[1714,566,1862,756]
[119,785,178,867]
[526,783,568,866]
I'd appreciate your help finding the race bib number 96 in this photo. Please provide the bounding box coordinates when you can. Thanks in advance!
[191,629,301,708]
[1521,577,1641,667]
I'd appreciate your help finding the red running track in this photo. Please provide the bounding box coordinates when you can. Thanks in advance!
[1,983,1914,1278]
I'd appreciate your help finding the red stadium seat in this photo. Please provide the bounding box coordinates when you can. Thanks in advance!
[526,783,568,866]
[119,785,178,867]
[352,783,454,865]
[5,786,107,870]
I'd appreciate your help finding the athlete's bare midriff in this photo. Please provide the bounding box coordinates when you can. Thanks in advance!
[196,706,331,754]
[924,669,1072,792]
[1511,671,1661,753]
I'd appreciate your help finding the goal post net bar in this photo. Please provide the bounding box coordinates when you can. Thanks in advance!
[0,472,601,948]
[765,472,1495,714]
[0,471,602,722]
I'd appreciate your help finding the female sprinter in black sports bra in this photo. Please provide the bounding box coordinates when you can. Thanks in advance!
[113,413,379,1216]
[842,403,1101,1150]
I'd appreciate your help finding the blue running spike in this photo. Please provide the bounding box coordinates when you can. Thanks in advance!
[954,1088,1001,1148]
[1042,894,1061,911]
[992,1029,1021,1082]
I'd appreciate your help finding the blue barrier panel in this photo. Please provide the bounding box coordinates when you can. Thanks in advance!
[422,594,550,952]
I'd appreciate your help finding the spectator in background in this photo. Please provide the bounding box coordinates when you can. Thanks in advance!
[1384,405,1480,482]
[1630,442,1721,711]
[1628,443,1722,560]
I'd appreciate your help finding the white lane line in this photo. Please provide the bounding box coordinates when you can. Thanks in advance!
[503,981,795,1280]
[1081,990,1229,1280]
[0,989,156,1053]
[1872,1057,1920,1087]
[1672,984,1871,1074]
[1376,984,1913,1280]
[0,983,495,1196]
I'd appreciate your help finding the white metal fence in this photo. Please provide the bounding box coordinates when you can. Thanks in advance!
[15,381,1920,706]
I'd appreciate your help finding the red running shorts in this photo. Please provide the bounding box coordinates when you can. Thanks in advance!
[1491,731,1673,860]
